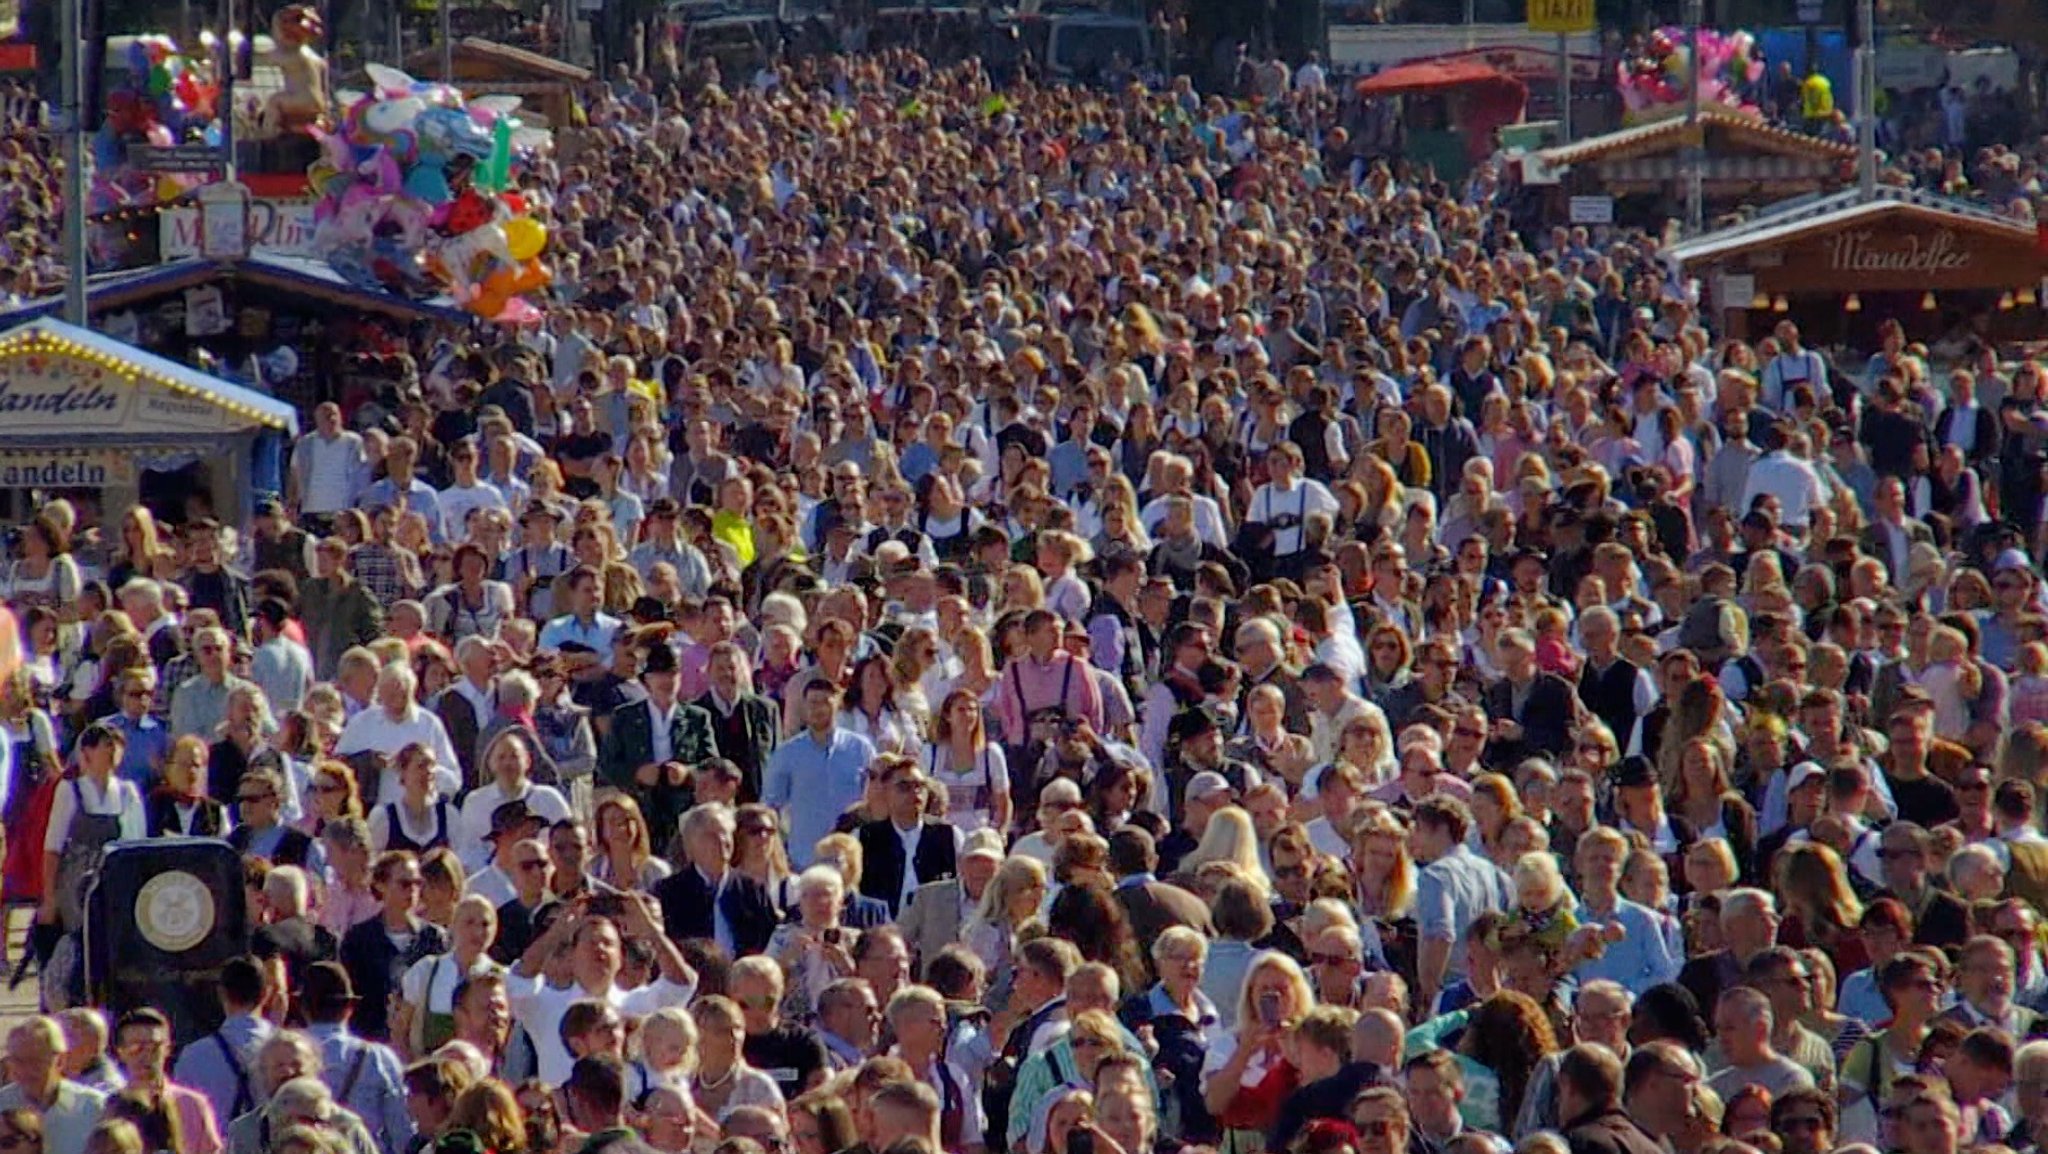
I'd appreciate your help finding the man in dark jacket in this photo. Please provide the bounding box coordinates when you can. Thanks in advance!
[854,763,961,917]
[1560,1044,1665,1154]
[654,802,778,956]
[1480,629,1577,768]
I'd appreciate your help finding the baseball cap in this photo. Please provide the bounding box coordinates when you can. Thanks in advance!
[1186,770,1236,801]
[1993,548,2032,576]
[1785,761,1827,793]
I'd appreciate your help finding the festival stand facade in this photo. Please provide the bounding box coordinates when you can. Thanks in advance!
[1528,106,1856,225]
[1665,187,2048,346]
[0,319,298,525]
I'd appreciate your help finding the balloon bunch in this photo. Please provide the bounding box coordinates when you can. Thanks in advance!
[307,64,552,323]
[1615,27,1765,120]
[89,38,224,211]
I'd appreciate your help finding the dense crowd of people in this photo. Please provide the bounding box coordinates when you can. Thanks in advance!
[6,36,2048,1154]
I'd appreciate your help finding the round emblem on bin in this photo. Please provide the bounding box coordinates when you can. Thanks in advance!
[135,871,216,953]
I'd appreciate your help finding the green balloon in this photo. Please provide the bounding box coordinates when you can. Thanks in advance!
[148,65,173,96]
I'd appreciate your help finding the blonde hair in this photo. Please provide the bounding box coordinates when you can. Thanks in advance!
[1513,852,1566,911]
[1179,806,1267,896]
[1233,951,1314,1035]
[971,855,1047,933]
[1349,809,1415,919]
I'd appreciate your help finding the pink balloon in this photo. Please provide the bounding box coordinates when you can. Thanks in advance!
[492,297,543,325]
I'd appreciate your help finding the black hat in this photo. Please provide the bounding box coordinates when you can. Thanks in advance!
[255,497,286,518]
[1612,755,1658,790]
[299,960,359,1008]
[521,500,562,524]
[640,643,679,675]
[646,496,681,519]
[487,800,541,839]
[1169,707,1221,744]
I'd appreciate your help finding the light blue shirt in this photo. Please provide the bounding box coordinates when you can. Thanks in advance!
[304,1023,414,1154]
[171,1013,274,1128]
[1415,844,1511,980]
[356,477,446,541]
[763,726,875,867]
[1572,893,1681,992]
[0,1081,103,1154]
[1199,939,1259,1032]
[1839,967,1891,1026]
[538,612,623,653]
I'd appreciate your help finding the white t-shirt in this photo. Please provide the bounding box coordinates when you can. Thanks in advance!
[400,952,505,1017]
[506,972,697,1086]
[1248,479,1340,556]
[456,782,573,869]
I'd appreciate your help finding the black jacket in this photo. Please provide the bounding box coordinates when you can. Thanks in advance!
[1564,1106,1666,1154]
[337,915,447,1042]
[1481,672,1578,767]
[653,867,780,957]
[854,819,961,916]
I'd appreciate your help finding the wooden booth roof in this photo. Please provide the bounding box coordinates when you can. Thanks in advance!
[1537,107,1857,169]
[403,37,592,84]
[1665,186,2046,295]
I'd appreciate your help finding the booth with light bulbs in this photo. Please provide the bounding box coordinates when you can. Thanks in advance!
[0,317,298,526]
[1665,186,2048,348]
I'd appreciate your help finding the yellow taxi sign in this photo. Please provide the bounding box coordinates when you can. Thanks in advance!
[1528,0,1596,33]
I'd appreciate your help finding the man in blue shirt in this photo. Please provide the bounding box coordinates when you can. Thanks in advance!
[1572,826,1680,992]
[171,955,275,1131]
[354,436,445,543]
[763,682,874,868]
[538,566,623,654]
[1410,795,1510,1014]
[298,962,413,1154]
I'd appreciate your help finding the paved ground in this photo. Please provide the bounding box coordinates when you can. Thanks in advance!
[0,911,41,1029]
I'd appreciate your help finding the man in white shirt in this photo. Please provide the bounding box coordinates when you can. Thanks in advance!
[1247,443,1340,574]
[289,402,366,530]
[436,440,509,544]
[332,665,462,801]
[1739,429,1828,536]
[505,892,697,1086]
[457,733,572,870]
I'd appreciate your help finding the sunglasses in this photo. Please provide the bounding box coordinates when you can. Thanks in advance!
[237,793,275,804]
[1309,952,1358,967]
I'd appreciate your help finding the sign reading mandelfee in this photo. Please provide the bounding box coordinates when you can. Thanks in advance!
[1827,229,1972,276]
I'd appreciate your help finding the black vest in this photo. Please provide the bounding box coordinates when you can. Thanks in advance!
[1578,657,1642,751]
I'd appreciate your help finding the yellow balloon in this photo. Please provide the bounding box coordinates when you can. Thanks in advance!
[504,217,547,263]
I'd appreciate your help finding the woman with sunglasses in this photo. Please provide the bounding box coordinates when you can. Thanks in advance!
[338,849,447,1043]
[730,803,796,910]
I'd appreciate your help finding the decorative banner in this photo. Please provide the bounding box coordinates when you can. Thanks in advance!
[160,198,319,260]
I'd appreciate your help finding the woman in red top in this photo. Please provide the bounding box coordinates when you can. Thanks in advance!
[1776,841,1871,975]
[1201,951,1312,1154]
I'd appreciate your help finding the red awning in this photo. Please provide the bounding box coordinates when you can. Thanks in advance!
[1354,59,1525,101]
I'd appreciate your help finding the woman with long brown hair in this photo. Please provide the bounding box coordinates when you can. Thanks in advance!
[1777,842,1869,973]
[924,688,1011,834]
[593,792,672,891]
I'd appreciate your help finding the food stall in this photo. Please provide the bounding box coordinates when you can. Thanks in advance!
[0,318,298,524]
[1527,106,1855,227]
[1665,186,2048,346]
